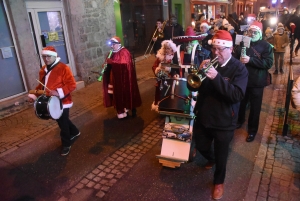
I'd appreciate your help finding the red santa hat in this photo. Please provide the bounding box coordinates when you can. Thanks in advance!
[185,26,196,36]
[249,21,263,34]
[41,46,57,57]
[110,36,121,44]
[210,30,233,47]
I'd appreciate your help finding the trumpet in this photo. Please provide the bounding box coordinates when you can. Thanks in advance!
[187,57,219,90]
[144,20,167,58]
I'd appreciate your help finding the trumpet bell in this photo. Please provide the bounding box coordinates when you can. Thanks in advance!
[187,74,202,90]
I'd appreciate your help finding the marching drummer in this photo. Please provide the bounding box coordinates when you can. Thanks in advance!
[28,46,80,156]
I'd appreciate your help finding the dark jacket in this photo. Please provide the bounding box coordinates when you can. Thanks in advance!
[286,14,300,39]
[163,23,184,46]
[191,57,248,130]
[234,39,273,87]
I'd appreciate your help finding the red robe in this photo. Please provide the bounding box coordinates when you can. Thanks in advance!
[102,47,142,112]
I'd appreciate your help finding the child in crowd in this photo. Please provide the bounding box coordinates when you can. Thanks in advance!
[264,27,274,45]
[272,23,289,74]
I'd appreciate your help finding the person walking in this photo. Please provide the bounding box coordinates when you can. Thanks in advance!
[152,19,164,55]
[102,36,142,119]
[28,46,80,156]
[189,30,248,200]
[235,21,274,142]
[286,5,300,57]
[163,14,184,46]
[272,23,289,74]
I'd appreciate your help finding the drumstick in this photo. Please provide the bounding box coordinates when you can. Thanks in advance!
[29,89,45,95]
[36,79,51,92]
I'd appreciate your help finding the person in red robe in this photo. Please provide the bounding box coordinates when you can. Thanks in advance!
[102,36,142,119]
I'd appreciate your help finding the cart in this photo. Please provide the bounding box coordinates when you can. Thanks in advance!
[155,78,197,168]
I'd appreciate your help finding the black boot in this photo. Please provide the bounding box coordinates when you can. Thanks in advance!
[132,108,137,117]
[246,133,256,142]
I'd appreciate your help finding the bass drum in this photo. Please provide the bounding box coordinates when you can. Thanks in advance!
[158,78,191,113]
[34,95,63,120]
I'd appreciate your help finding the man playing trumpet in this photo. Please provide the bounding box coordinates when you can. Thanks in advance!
[188,30,248,199]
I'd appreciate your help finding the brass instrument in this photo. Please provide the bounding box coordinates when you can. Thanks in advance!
[144,20,167,58]
[187,57,219,90]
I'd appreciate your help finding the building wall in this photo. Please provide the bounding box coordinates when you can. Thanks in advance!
[63,0,116,82]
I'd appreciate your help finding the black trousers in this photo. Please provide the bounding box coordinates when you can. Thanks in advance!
[238,87,264,135]
[194,123,234,184]
[56,108,79,147]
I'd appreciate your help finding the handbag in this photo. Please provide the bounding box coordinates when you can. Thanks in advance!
[251,46,272,86]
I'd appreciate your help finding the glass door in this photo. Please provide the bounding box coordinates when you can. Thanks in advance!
[26,1,76,75]
[0,0,26,100]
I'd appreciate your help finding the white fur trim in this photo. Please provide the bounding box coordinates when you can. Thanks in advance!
[161,40,177,53]
[117,112,127,119]
[57,88,64,99]
[212,39,233,47]
[63,102,73,108]
[42,50,57,57]
[108,84,113,94]
[249,25,261,32]
[111,38,120,43]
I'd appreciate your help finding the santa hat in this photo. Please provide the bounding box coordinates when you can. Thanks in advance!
[41,46,57,57]
[210,30,233,47]
[200,21,209,29]
[161,40,177,53]
[185,26,196,36]
[110,36,121,44]
[249,21,263,34]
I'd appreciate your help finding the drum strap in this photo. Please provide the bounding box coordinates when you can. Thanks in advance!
[41,62,60,90]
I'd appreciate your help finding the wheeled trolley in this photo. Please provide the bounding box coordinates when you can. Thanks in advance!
[155,78,197,168]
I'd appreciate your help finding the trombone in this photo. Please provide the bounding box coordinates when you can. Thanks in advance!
[187,57,219,90]
[144,20,167,58]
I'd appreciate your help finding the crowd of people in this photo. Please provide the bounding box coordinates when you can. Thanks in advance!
[148,5,300,200]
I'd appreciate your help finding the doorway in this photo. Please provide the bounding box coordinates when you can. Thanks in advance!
[26,1,76,75]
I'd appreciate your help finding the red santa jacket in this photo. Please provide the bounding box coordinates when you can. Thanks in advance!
[35,58,76,108]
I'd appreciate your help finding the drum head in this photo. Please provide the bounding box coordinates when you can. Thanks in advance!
[48,96,63,119]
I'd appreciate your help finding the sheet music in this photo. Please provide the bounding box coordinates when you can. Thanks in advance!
[235,35,251,48]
